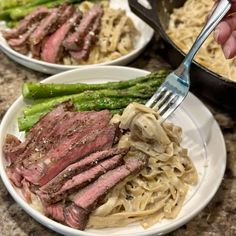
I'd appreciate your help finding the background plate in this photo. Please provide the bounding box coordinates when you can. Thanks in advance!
[0,66,226,235]
[0,0,153,74]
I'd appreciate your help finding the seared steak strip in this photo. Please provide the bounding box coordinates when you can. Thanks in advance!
[6,103,74,187]
[30,41,44,59]
[3,134,21,163]
[63,4,103,51]
[6,167,23,188]
[70,13,102,61]
[64,205,89,230]
[10,44,29,55]
[21,124,116,186]
[29,8,59,46]
[57,4,76,26]
[40,148,129,194]
[64,156,147,229]
[8,24,38,48]
[21,110,111,169]
[38,154,124,204]
[9,109,111,187]
[1,7,49,40]
[41,11,82,63]
[4,102,72,165]
[46,203,65,222]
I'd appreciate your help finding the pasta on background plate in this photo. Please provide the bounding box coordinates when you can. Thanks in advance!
[64,1,138,65]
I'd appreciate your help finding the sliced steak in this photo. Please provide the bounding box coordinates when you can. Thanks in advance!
[3,134,21,163]
[64,204,89,230]
[10,44,29,55]
[21,179,32,203]
[22,124,116,186]
[70,13,102,61]
[64,155,147,229]
[1,7,49,40]
[5,102,72,165]
[6,166,23,188]
[46,203,65,222]
[8,24,38,48]
[38,154,124,204]
[30,42,42,59]
[57,4,76,26]
[21,110,112,168]
[29,8,59,46]
[40,147,129,194]
[63,4,103,51]
[41,11,82,63]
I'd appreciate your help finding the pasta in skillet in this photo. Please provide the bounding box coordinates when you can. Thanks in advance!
[88,103,198,229]
[167,0,236,82]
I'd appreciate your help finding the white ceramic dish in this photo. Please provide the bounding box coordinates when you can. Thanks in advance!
[0,66,226,235]
[0,0,154,74]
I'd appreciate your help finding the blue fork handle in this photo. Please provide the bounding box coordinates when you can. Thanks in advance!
[182,0,232,70]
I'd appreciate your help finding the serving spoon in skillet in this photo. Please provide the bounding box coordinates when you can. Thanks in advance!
[129,0,231,121]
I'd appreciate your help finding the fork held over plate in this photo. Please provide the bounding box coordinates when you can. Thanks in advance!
[138,0,232,121]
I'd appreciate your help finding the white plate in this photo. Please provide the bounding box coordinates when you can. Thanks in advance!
[0,0,153,74]
[0,66,226,235]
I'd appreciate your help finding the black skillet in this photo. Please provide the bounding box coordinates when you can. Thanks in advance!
[128,0,236,112]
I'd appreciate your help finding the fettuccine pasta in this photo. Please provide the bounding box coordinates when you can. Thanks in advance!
[88,103,198,229]
[167,0,236,82]
[63,1,138,65]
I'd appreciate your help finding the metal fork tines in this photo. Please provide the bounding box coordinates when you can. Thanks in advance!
[146,72,188,121]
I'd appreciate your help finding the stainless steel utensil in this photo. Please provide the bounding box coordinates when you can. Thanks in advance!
[144,0,231,120]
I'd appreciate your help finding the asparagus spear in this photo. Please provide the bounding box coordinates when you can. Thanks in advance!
[23,87,155,116]
[10,0,61,20]
[18,97,143,132]
[0,0,37,11]
[22,71,168,99]
[23,77,163,116]
[2,0,97,21]
[18,110,49,132]
[6,20,19,28]
[74,97,145,111]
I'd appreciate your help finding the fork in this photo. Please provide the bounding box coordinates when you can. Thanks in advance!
[145,0,231,121]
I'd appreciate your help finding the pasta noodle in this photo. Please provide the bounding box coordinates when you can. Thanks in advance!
[63,1,138,65]
[167,0,236,82]
[88,103,198,229]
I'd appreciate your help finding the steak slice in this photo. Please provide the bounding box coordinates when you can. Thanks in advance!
[29,8,59,46]
[63,4,103,51]
[46,203,65,222]
[8,24,38,48]
[64,205,89,230]
[1,7,49,40]
[22,124,116,186]
[57,4,76,26]
[39,147,129,194]
[6,166,23,188]
[37,154,124,204]
[9,109,111,187]
[21,109,111,168]
[41,11,82,63]
[64,155,147,229]
[69,13,102,61]
[4,102,72,165]
[3,134,21,163]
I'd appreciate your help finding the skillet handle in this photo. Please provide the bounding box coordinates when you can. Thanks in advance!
[128,0,163,33]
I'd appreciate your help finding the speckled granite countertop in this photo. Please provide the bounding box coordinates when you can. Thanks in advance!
[0,40,236,236]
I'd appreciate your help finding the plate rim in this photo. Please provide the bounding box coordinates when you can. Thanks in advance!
[0,66,226,236]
